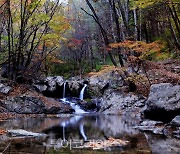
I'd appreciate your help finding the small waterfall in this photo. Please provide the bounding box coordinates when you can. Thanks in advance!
[60,83,87,114]
[70,102,87,114]
[61,99,87,114]
[79,84,87,100]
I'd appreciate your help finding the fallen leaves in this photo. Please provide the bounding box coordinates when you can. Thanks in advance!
[76,137,129,150]
[0,129,7,135]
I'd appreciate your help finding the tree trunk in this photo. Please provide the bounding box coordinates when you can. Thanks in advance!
[133,8,138,41]
[83,0,117,66]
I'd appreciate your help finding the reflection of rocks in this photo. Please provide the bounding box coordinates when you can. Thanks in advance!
[144,83,180,122]
[98,115,140,137]
[144,133,180,153]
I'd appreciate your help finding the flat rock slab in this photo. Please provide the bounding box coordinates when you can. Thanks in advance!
[7,129,47,138]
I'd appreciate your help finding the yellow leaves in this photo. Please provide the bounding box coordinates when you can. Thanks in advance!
[133,0,164,9]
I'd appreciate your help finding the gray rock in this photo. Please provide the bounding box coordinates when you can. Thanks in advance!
[34,84,47,92]
[144,83,180,122]
[8,129,47,138]
[68,77,83,94]
[173,129,180,138]
[146,83,180,111]
[0,96,73,114]
[0,83,12,94]
[45,76,58,92]
[87,70,125,97]
[99,90,146,114]
[43,76,64,92]
[170,116,180,127]
[34,76,65,97]
[134,120,164,135]
[54,76,64,86]
[145,133,180,153]
[0,96,46,114]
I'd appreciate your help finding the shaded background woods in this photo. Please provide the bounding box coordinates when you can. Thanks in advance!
[0,0,179,81]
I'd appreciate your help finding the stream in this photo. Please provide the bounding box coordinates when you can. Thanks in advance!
[0,83,179,153]
[0,114,149,153]
[1,114,180,153]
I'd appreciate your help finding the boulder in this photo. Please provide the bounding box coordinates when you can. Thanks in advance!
[134,120,164,135]
[34,76,64,97]
[67,76,84,97]
[0,96,73,114]
[170,116,180,127]
[0,83,12,94]
[34,84,47,93]
[99,90,146,115]
[0,96,46,114]
[44,76,64,92]
[144,83,180,122]
[87,70,125,97]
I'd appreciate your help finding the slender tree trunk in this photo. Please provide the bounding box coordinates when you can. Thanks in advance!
[139,8,142,41]
[133,8,138,41]
[7,0,11,77]
[117,0,129,37]
[168,5,180,36]
[167,9,180,49]
[83,0,117,66]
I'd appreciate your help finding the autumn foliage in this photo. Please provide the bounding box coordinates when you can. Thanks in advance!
[109,40,168,61]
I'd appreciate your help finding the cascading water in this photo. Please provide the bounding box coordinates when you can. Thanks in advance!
[60,83,87,114]
[79,84,87,100]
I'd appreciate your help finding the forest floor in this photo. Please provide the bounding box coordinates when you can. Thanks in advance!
[86,59,180,96]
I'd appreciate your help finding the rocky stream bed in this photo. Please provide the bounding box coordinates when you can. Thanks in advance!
[0,68,179,153]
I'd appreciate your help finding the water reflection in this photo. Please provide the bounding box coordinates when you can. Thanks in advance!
[0,114,150,153]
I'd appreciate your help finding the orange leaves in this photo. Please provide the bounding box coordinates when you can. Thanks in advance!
[71,38,82,45]
[109,40,166,60]
[109,40,164,53]
[0,129,6,135]
[68,38,83,48]
[128,55,140,63]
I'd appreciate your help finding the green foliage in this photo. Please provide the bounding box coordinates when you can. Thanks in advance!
[0,51,8,65]
[143,49,171,61]
[48,63,75,79]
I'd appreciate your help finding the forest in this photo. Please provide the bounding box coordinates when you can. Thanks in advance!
[0,0,179,153]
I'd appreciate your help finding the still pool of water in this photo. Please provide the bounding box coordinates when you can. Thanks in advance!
[0,114,179,154]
